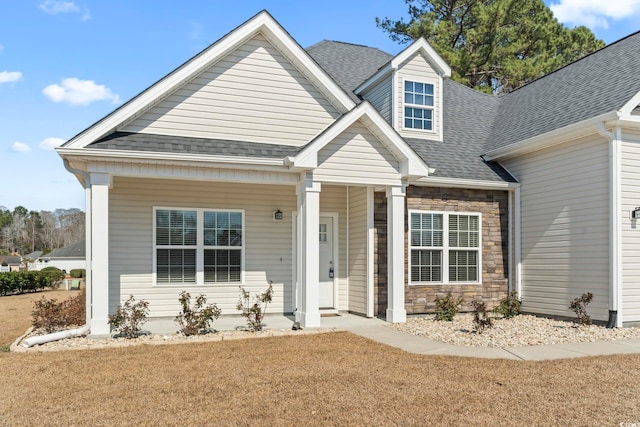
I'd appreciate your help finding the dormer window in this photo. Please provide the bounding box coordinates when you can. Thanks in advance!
[404,80,434,131]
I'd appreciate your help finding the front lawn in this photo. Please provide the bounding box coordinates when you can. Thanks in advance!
[1,332,640,425]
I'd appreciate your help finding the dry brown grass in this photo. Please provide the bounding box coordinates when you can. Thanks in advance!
[0,290,76,348]
[2,294,640,425]
[1,332,639,426]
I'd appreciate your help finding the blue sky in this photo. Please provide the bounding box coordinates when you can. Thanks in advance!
[1,0,639,212]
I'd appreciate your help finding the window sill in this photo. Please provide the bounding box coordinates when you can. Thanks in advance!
[409,282,482,287]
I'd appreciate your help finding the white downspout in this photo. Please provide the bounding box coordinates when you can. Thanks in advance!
[597,122,622,328]
[514,186,522,299]
[23,160,92,347]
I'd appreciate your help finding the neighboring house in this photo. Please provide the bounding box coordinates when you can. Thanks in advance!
[0,255,22,272]
[35,241,86,273]
[24,251,43,271]
[56,10,640,334]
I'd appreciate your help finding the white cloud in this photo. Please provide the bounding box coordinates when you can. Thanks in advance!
[189,21,203,40]
[39,1,90,21]
[42,78,120,105]
[0,71,22,84]
[39,137,65,150]
[39,0,79,14]
[0,45,4,54]
[12,142,31,153]
[550,0,640,29]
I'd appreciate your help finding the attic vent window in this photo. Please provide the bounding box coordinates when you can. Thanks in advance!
[404,80,434,131]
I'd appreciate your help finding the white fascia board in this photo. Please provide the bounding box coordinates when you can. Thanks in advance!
[413,176,520,190]
[354,63,392,95]
[57,147,286,169]
[618,89,640,117]
[292,102,430,177]
[63,11,354,150]
[483,110,621,161]
[391,38,451,77]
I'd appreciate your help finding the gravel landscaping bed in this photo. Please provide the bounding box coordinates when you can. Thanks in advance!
[390,314,640,348]
[12,327,337,352]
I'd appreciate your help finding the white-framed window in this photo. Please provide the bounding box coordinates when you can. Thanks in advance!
[409,211,481,285]
[403,80,434,131]
[154,207,244,285]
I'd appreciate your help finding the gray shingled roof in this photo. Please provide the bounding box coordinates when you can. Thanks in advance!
[407,80,514,182]
[306,41,513,182]
[306,40,392,103]
[89,132,301,158]
[46,240,85,258]
[487,31,640,151]
[83,31,640,184]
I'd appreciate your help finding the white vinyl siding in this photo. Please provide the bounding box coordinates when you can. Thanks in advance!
[122,33,339,146]
[396,52,442,140]
[361,76,392,124]
[314,120,401,185]
[502,135,610,321]
[109,177,296,317]
[348,186,368,315]
[319,186,348,310]
[621,130,640,322]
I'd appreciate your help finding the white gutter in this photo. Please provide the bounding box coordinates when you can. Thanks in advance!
[23,160,93,347]
[57,147,286,168]
[414,176,520,190]
[596,123,623,328]
[483,111,621,161]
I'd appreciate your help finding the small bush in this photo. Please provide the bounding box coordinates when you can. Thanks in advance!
[39,267,65,289]
[32,290,86,333]
[494,291,521,319]
[175,291,221,336]
[69,269,85,278]
[471,300,493,334]
[236,281,274,331]
[434,292,463,321]
[108,295,149,338]
[569,292,593,325]
[0,270,62,295]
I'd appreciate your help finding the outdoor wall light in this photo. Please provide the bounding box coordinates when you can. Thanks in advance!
[632,207,640,220]
[274,209,283,221]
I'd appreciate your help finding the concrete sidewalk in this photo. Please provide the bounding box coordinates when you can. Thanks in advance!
[145,313,640,361]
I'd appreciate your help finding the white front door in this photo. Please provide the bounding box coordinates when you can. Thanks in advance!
[319,216,335,308]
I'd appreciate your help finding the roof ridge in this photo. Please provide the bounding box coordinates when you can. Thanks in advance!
[306,39,389,54]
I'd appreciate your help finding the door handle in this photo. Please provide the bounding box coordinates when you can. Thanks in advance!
[329,266,334,279]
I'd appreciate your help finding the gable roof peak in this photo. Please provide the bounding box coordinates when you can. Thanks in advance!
[59,10,355,151]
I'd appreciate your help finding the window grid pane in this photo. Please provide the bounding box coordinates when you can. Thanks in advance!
[156,209,243,285]
[404,80,434,131]
[411,249,442,282]
[449,250,478,282]
[410,212,480,284]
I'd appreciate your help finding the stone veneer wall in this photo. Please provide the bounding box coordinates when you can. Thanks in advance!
[374,186,509,316]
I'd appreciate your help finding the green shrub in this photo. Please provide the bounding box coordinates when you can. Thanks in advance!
[471,300,493,334]
[32,290,86,333]
[39,267,65,289]
[236,281,274,331]
[494,291,521,319]
[569,292,593,325]
[175,291,221,336]
[108,295,149,338]
[434,292,463,321]
[69,269,85,278]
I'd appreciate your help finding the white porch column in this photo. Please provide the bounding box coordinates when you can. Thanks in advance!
[90,173,110,335]
[386,185,407,323]
[295,176,321,328]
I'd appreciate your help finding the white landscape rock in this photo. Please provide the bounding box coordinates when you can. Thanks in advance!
[391,314,640,348]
